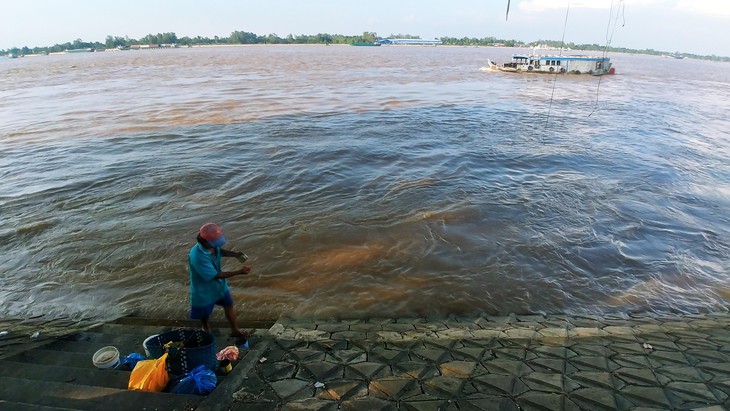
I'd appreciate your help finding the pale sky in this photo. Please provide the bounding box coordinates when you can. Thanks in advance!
[1,0,729,56]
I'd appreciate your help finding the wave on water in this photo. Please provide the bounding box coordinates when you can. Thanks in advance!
[1,47,728,322]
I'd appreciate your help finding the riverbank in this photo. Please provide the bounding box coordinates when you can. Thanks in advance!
[210,311,730,410]
[1,311,728,409]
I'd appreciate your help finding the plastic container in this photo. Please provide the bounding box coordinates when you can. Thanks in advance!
[143,329,216,374]
[143,334,159,358]
[92,346,120,369]
[219,359,232,374]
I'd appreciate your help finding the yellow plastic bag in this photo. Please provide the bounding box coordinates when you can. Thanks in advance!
[128,352,169,392]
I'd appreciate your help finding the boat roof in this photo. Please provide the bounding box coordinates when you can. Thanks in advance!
[512,54,609,61]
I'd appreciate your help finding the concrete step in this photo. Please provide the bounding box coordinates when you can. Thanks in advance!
[0,359,130,388]
[48,335,147,356]
[91,322,267,343]
[62,330,156,349]
[0,400,81,411]
[62,329,263,360]
[88,323,185,339]
[5,348,100,369]
[0,375,202,411]
[0,316,260,409]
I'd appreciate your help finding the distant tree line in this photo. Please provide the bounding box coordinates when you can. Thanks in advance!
[2,31,728,62]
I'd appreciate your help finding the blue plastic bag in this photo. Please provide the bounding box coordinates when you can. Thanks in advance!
[122,353,147,370]
[171,365,217,396]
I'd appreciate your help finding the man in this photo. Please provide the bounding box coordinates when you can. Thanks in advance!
[189,222,251,341]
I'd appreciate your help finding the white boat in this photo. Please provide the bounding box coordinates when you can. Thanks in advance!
[488,54,615,75]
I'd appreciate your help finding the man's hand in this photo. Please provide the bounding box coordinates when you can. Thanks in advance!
[237,266,252,276]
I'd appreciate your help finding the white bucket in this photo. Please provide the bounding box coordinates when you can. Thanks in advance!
[143,334,159,358]
[92,346,120,369]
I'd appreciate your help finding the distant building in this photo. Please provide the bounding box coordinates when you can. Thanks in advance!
[378,38,442,46]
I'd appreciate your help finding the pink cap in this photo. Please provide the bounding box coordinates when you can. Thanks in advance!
[200,223,227,247]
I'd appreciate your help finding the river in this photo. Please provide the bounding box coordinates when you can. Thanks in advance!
[1,45,728,323]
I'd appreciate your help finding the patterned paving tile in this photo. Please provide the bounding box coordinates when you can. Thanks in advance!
[492,347,533,361]
[515,391,565,411]
[439,361,478,378]
[410,348,450,364]
[646,350,691,367]
[568,387,618,410]
[461,338,501,349]
[636,335,681,350]
[568,344,613,357]
[331,331,368,341]
[482,359,533,377]
[612,354,651,369]
[619,386,671,409]
[422,376,466,398]
[654,365,712,383]
[316,379,368,401]
[282,397,339,411]
[520,372,565,393]
[568,355,619,372]
[471,374,513,396]
[400,398,457,411]
[369,346,408,364]
[326,349,367,365]
[391,361,437,380]
[696,361,730,377]
[423,339,455,350]
[614,367,662,386]
[288,348,327,363]
[526,358,566,374]
[457,396,520,411]
[345,361,392,381]
[369,377,421,401]
[240,314,730,410]
[684,349,730,365]
[708,379,730,396]
[260,361,297,381]
[530,345,567,360]
[566,371,616,390]
[348,323,385,333]
[665,381,724,408]
[317,323,350,333]
[608,342,646,355]
[340,396,398,410]
[269,379,312,402]
[296,361,345,382]
[450,347,488,362]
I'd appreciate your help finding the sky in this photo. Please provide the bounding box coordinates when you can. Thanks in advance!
[1,0,729,56]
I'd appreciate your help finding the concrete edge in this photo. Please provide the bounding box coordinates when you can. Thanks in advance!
[195,337,272,411]
[0,320,110,361]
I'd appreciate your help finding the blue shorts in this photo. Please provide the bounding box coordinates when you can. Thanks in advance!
[190,290,234,320]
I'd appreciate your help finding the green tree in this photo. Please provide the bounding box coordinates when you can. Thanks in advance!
[361,31,377,43]
[229,31,259,44]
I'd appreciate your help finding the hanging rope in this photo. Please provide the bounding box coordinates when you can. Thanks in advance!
[545,0,572,129]
[506,0,511,21]
[588,0,625,117]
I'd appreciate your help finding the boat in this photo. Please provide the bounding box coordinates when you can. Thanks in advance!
[488,54,615,75]
[65,48,94,53]
[350,42,381,47]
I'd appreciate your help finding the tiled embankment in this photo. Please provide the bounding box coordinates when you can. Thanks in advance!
[208,313,730,411]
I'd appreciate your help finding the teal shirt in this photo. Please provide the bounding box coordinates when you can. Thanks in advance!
[189,243,229,306]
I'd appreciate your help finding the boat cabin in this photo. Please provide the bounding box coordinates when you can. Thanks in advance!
[498,54,613,75]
